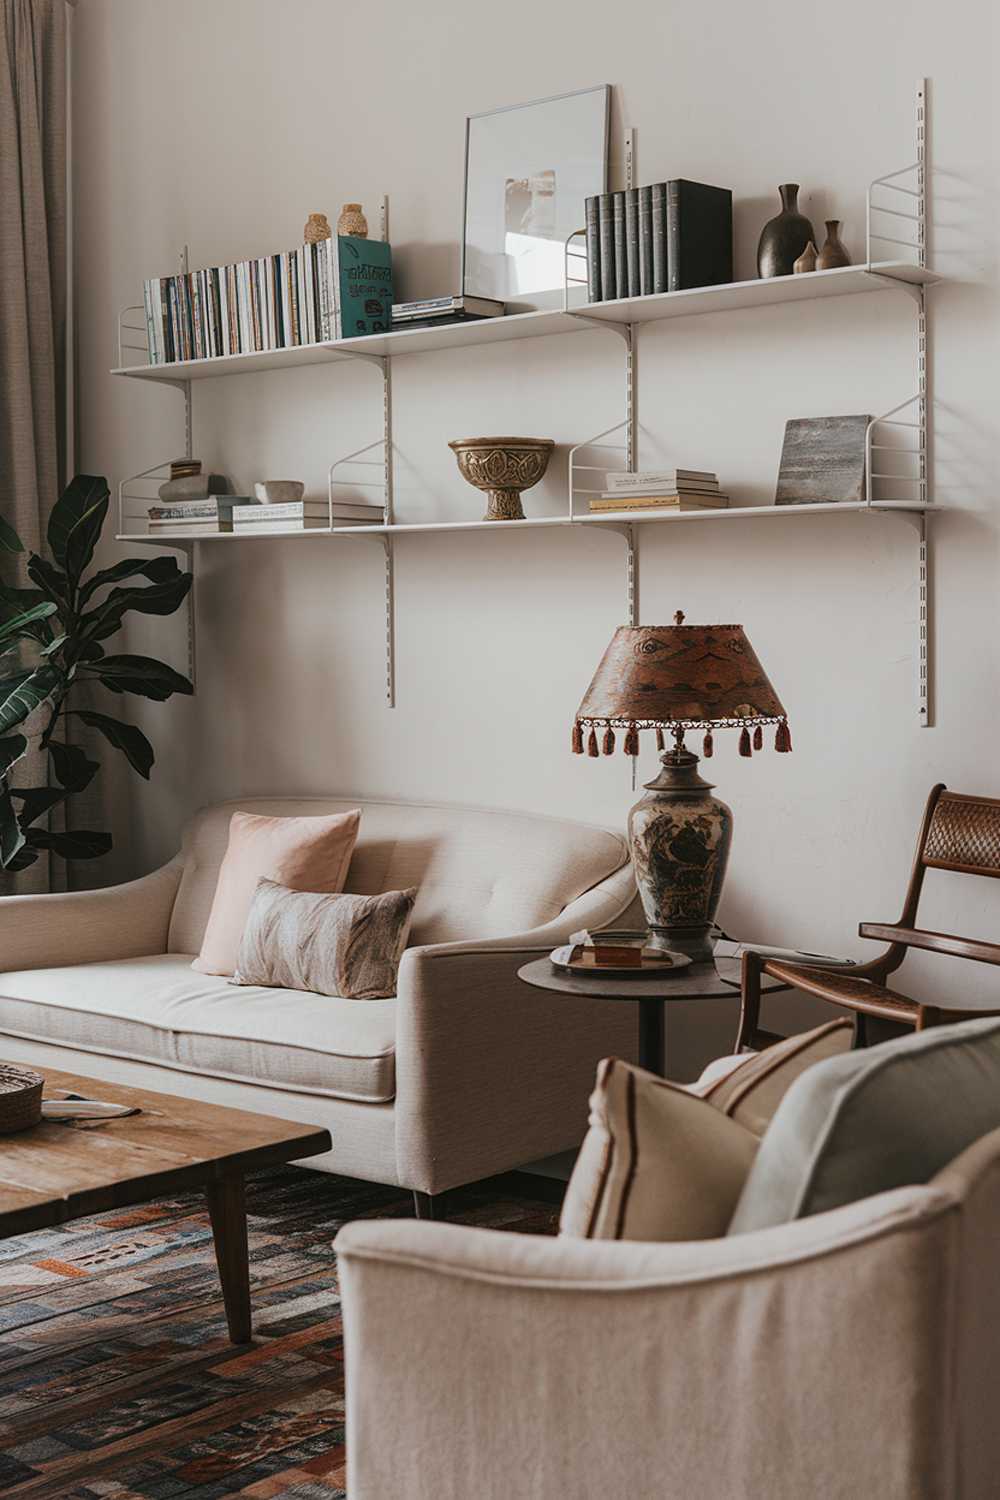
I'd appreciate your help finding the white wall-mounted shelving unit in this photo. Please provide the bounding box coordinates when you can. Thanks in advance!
[112,82,937,722]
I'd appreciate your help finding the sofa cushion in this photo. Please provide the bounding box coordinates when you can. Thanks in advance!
[694,1019,854,1135]
[233,881,416,1000]
[169,798,631,956]
[560,1057,759,1242]
[729,1016,1000,1235]
[193,808,360,976]
[0,954,395,1104]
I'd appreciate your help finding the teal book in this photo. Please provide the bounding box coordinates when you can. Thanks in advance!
[330,236,393,339]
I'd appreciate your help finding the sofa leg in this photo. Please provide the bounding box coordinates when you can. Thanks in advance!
[413,1191,441,1221]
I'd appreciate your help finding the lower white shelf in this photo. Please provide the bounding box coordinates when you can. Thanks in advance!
[116,500,936,546]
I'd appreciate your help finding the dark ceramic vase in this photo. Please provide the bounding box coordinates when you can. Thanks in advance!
[757,184,815,279]
[627,749,733,962]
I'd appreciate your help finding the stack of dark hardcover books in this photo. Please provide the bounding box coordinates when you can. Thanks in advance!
[583,181,732,303]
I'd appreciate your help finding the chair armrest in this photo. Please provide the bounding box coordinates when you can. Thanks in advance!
[393,865,642,1194]
[0,857,183,973]
[335,1185,958,1500]
[761,960,919,1023]
[860,922,1000,967]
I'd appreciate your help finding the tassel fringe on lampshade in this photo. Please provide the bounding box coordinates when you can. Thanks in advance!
[570,619,791,761]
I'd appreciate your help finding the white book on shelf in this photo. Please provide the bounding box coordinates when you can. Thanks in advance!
[605,469,716,491]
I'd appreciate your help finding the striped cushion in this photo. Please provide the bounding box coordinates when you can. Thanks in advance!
[559,1057,758,1242]
[697,1019,854,1136]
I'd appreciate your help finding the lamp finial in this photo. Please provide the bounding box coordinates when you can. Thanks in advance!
[674,610,685,625]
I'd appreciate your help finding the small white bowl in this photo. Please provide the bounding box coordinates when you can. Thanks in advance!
[254,480,305,504]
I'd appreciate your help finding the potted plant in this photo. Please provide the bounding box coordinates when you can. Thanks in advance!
[0,475,193,872]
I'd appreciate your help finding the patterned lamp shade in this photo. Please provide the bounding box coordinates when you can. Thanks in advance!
[573,615,791,759]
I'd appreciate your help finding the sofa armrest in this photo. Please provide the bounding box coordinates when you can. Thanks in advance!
[393,867,643,1193]
[335,1186,959,1500]
[0,857,184,973]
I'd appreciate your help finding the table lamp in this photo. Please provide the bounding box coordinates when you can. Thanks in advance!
[573,612,791,962]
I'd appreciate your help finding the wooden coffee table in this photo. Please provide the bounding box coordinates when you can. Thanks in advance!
[0,1064,331,1344]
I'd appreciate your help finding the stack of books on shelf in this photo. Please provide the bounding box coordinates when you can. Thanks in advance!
[142,234,393,364]
[148,498,238,534]
[588,470,729,513]
[583,180,732,303]
[231,499,384,533]
[145,471,386,534]
[391,294,504,331]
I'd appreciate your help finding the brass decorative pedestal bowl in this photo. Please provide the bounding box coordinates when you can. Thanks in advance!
[448,436,554,521]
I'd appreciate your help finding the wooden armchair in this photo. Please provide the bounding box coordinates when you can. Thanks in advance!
[737,784,1000,1051]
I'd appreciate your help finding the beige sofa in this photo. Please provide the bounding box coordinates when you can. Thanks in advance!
[0,796,640,1209]
[336,1123,1000,1500]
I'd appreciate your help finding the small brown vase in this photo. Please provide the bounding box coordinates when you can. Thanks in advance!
[793,240,818,274]
[817,220,850,269]
[337,203,368,238]
[304,213,332,243]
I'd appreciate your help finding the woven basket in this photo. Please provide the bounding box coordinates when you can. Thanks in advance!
[0,1064,44,1133]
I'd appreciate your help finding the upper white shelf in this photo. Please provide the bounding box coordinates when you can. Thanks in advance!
[111,261,939,384]
[116,500,936,546]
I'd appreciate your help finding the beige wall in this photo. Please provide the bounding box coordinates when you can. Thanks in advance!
[72,0,999,1028]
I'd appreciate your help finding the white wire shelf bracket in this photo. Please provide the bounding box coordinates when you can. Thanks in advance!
[328,431,396,707]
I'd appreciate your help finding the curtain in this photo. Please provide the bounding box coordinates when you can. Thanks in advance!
[0,0,68,892]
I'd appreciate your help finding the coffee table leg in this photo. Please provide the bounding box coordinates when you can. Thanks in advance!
[207,1171,252,1344]
[638,996,666,1075]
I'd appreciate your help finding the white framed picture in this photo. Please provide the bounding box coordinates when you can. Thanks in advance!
[462,86,610,311]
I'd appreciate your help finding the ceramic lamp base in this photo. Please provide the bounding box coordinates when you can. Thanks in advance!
[627,749,733,964]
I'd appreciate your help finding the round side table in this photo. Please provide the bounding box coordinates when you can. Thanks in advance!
[517,955,788,1077]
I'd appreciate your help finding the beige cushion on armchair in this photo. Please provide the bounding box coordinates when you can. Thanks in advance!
[559,1058,759,1241]
[561,1021,855,1243]
[731,1015,1000,1234]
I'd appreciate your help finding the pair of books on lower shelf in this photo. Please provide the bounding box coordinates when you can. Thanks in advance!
[584,180,732,303]
[589,468,729,512]
[233,498,383,532]
[146,498,384,534]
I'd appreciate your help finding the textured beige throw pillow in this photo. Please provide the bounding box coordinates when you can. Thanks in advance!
[559,1058,759,1242]
[231,879,416,1000]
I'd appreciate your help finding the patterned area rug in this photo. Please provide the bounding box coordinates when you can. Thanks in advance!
[0,1166,558,1497]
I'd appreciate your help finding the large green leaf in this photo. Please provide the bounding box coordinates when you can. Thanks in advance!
[2,843,39,872]
[25,827,113,860]
[0,515,24,555]
[0,601,58,651]
[0,589,57,645]
[80,573,192,643]
[86,654,193,701]
[27,553,68,610]
[11,785,68,825]
[0,787,25,866]
[79,553,183,605]
[0,734,28,778]
[73,709,154,778]
[47,475,110,579]
[0,664,62,735]
[48,740,100,792]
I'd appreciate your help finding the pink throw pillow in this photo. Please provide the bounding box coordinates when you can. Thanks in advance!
[192,809,361,976]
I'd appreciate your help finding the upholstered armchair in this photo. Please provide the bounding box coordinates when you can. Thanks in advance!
[336,1022,1000,1500]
